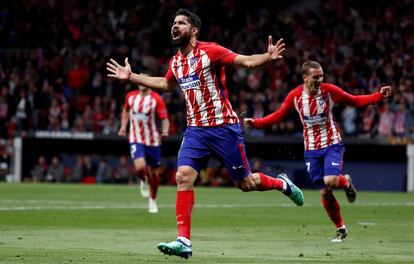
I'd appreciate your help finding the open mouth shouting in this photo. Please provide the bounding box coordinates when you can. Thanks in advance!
[172,28,181,41]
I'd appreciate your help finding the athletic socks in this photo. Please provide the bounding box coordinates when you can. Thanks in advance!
[337,175,350,189]
[176,190,194,240]
[148,174,159,199]
[257,172,287,192]
[321,193,344,228]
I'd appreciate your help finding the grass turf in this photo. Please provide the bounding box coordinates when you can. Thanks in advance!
[0,183,414,263]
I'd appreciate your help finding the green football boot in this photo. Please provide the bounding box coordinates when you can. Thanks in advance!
[157,239,192,259]
[277,173,304,206]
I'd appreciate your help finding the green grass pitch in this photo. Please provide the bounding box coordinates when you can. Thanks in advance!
[1,183,414,263]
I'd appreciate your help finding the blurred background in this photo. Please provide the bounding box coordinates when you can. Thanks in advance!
[0,0,413,191]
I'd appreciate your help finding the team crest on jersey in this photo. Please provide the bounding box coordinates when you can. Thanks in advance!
[189,57,199,70]
[318,100,326,110]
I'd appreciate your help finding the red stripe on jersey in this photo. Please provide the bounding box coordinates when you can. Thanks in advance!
[147,99,154,145]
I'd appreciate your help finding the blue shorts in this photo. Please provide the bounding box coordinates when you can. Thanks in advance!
[304,142,345,189]
[129,143,161,167]
[178,124,251,181]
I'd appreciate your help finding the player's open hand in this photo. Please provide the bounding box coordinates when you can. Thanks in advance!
[106,57,132,80]
[243,118,254,128]
[380,86,392,98]
[267,36,285,61]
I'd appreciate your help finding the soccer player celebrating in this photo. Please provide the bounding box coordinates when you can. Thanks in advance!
[244,60,393,242]
[107,8,304,258]
[118,81,169,213]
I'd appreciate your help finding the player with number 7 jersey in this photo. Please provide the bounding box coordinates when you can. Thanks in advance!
[244,60,393,242]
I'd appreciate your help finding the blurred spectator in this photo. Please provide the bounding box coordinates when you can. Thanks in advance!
[46,156,64,182]
[0,0,411,143]
[114,156,133,184]
[342,106,357,135]
[30,155,48,182]
[70,155,84,183]
[96,158,113,183]
[378,103,395,138]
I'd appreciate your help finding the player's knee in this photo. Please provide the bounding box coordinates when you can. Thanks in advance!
[175,166,196,186]
[135,165,145,173]
[323,176,337,188]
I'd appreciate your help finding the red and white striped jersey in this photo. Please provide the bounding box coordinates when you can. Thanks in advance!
[124,90,168,146]
[165,41,239,127]
[254,83,383,150]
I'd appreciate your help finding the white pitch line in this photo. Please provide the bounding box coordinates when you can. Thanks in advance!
[0,202,414,211]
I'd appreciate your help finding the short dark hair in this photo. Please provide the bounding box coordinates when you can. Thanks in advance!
[301,60,322,75]
[175,8,202,33]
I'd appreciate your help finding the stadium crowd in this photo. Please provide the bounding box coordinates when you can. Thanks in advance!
[0,0,413,182]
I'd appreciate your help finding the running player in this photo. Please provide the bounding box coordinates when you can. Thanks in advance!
[244,60,392,242]
[107,9,304,259]
[118,81,169,213]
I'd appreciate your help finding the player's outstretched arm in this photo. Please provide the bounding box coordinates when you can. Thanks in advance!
[330,84,393,107]
[106,57,176,91]
[233,36,285,69]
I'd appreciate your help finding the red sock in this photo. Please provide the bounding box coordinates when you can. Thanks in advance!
[176,190,194,240]
[336,175,349,189]
[321,193,344,228]
[148,173,159,199]
[257,172,284,191]
[137,167,147,182]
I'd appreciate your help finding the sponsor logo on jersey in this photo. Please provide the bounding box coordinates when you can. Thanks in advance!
[304,113,327,125]
[132,112,149,121]
[178,74,201,91]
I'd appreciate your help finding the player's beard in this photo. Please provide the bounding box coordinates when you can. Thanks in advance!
[171,31,191,48]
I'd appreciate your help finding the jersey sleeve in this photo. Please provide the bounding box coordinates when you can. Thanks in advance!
[253,90,296,129]
[205,42,238,65]
[164,58,176,82]
[326,84,383,107]
[154,93,168,120]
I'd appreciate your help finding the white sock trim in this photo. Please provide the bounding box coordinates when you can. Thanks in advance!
[281,179,287,192]
[177,236,191,246]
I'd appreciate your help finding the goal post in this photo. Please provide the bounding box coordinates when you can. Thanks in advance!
[407,144,414,192]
